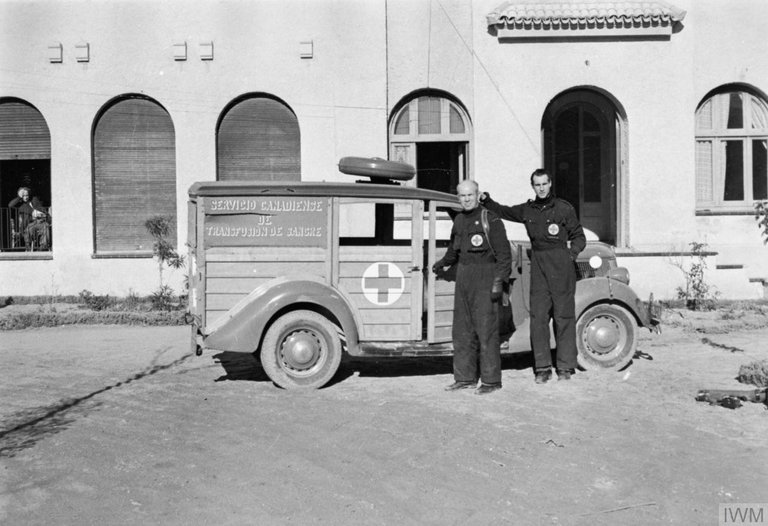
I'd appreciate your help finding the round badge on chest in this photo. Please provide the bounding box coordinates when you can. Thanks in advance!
[471,234,484,247]
[548,223,560,236]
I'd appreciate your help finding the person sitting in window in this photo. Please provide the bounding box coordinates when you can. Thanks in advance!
[8,186,50,250]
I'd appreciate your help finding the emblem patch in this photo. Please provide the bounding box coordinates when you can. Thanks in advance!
[471,234,484,247]
[548,224,560,236]
[361,262,405,306]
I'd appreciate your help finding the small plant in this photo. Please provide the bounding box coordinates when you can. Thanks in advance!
[121,288,143,311]
[145,216,185,288]
[755,200,768,244]
[145,216,185,311]
[674,241,719,311]
[78,289,111,311]
[150,285,176,312]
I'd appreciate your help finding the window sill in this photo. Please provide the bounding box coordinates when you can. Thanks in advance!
[91,251,153,259]
[615,248,718,257]
[0,251,53,260]
[696,208,757,216]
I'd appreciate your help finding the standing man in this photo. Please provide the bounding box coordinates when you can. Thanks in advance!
[480,169,586,383]
[433,180,512,395]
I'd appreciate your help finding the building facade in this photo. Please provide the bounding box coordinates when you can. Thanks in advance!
[1,0,766,299]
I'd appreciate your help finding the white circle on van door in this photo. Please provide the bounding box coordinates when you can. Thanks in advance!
[361,262,404,306]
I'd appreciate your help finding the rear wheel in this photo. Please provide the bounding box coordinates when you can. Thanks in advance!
[260,310,342,390]
[576,304,637,371]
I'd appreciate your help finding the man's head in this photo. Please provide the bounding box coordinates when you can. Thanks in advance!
[530,169,552,200]
[17,187,30,202]
[456,180,480,211]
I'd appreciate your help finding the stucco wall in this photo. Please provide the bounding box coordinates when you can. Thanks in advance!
[0,0,388,296]
[1,0,766,299]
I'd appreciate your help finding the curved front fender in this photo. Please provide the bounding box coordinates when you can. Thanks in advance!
[575,277,652,327]
[202,276,360,354]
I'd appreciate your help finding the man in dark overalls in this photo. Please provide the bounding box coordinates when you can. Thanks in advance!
[433,180,512,395]
[480,169,586,383]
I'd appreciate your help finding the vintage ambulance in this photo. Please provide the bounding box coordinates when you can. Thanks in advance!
[186,157,660,389]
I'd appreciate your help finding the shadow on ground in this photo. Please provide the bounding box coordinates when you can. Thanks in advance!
[0,348,191,458]
[212,350,535,388]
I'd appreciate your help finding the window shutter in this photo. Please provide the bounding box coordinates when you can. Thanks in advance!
[695,140,713,203]
[93,98,176,252]
[217,97,300,181]
[0,100,50,159]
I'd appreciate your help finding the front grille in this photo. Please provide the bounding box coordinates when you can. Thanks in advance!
[576,260,611,280]
[576,261,595,279]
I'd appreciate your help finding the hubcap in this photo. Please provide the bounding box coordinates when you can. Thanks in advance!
[280,330,324,372]
[583,315,623,356]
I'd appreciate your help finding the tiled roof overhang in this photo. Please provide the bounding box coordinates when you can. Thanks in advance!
[487,1,686,39]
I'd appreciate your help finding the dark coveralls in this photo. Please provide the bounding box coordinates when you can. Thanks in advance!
[440,206,512,385]
[483,195,586,372]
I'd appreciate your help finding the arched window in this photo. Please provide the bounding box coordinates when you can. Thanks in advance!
[695,86,768,208]
[0,98,52,252]
[217,95,300,181]
[93,96,176,253]
[389,93,471,194]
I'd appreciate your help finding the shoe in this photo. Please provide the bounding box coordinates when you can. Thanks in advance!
[475,384,502,395]
[445,381,476,391]
[557,369,574,381]
[534,369,552,384]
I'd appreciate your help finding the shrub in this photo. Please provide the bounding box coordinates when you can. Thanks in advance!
[737,359,768,387]
[78,289,112,311]
[150,285,176,312]
[145,215,186,312]
[755,200,768,244]
[674,241,719,311]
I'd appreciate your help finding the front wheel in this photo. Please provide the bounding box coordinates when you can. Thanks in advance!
[576,304,637,371]
[260,310,342,390]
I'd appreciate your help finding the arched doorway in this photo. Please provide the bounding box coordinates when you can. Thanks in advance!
[542,89,626,245]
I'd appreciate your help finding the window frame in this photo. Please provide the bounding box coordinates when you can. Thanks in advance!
[695,88,768,212]
[389,94,472,195]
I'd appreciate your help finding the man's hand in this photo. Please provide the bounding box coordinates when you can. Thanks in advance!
[491,278,503,302]
[432,259,445,274]
[479,192,489,203]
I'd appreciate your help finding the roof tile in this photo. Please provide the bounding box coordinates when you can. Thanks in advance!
[487,1,687,29]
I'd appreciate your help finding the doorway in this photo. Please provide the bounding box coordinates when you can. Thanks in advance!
[543,89,624,245]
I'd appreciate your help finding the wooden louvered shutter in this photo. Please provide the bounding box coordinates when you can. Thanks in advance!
[93,98,176,253]
[217,97,300,181]
[0,100,51,159]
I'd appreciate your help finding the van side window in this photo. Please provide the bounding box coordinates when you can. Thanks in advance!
[339,200,413,246]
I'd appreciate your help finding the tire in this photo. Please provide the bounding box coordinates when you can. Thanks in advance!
[338,156,415,181]
[576,304,637,371]
[260,310,343,390]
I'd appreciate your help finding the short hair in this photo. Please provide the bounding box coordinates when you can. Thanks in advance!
[530,169,551,185]
[456,179,478,193]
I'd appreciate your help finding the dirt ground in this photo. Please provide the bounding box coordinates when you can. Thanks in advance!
[1,309,767,525]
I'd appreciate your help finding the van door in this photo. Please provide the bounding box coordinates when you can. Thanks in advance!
[335,198,423,341]
[425,200,457,343]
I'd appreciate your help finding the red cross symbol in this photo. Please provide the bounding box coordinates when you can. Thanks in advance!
[362,263,404,304]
